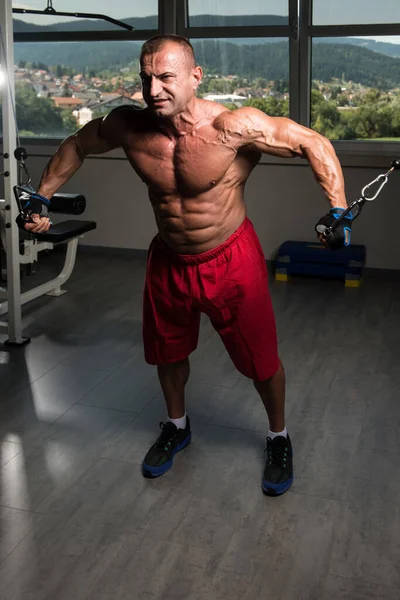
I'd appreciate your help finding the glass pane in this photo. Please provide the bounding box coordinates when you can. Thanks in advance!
[12,1,158,32]
[313,0,400,26]
[193,39,289,115]
[187,1,288,27]
[7,41,145,138]
[311,37,400,141]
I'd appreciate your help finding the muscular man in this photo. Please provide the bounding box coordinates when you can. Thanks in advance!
[27,34,349,496]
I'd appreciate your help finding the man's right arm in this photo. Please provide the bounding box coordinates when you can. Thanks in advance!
[37,112,122,199]
[20,110,125,233]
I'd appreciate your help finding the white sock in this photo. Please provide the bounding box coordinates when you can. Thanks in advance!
[168,413,187,430]
[268,427,288,440]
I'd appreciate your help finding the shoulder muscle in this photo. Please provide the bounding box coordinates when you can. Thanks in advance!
[74,106,141,156]
[215,107,318,157]
[101,106,141,142]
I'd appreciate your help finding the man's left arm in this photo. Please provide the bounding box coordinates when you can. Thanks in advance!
[216,107,347,210]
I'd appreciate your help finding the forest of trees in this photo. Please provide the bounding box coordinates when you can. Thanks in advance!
[0,83,78,137]
[3,37,400,140]
[2,80,400,140]
[311,88,400,140]
[6,14,400,140]
[4,79,399,141]
[230,89,400,140]
[13,40,400,90]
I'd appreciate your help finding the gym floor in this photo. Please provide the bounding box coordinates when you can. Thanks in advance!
[0,248,399,600]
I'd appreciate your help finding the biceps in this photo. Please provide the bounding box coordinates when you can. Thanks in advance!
[74,117,121,157]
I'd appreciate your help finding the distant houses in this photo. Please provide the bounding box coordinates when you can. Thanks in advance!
[203,93,248,106]
[52,89,143,125]
[15,64,145,129]
[53,97,84,110]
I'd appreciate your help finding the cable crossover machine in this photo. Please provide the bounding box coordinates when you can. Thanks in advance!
[0,1,133,346]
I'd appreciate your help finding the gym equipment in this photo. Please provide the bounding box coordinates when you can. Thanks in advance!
[46,193,86,216]
[274,159,400,286]
[0,0,96,345]
[1,162,97,346]
[315,207,354,250]
[14,184,86,227]
[275,241,366,287]
[12,0,134,31]
[14,184,51,229]
[316,159,400,249]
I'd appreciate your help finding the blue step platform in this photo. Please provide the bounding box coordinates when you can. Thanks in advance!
[275,241,366,287]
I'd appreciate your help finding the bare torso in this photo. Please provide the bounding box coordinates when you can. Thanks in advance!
[114,100,261,253]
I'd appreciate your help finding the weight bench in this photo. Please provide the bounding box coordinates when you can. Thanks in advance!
[0,195,97,319]
[35,219,96,244]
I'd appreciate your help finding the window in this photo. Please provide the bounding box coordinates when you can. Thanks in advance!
[12,41,145,137]
[180,0,297,122]
[300,0,400,145]
[312,0,400,26]
[10,0,158,138]
[310,36,400,141]
[187,1,289,27]
[7,0,400,151]
[193,38,289,116]
[12,0,158,31]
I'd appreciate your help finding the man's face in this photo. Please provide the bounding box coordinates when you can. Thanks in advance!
[140,43,201,118]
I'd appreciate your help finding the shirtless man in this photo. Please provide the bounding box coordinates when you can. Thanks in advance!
[26,34,350,496]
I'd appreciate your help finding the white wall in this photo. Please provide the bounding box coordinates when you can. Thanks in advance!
[24,148,400,270]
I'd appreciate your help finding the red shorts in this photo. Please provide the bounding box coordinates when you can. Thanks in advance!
[143,216,279,380]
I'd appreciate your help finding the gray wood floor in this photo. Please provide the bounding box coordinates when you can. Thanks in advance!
[0,247,399,600]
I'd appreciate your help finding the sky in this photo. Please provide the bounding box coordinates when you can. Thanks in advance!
[11,0,400,44]
[12,1,158,20]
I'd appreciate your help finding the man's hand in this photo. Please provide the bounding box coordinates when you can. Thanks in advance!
[14,186,52,233]
[317,232,329,248]
[23,214,51,234]
[315,207,354,250]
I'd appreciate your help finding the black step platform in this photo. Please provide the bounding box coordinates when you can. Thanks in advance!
[34,220,97,244]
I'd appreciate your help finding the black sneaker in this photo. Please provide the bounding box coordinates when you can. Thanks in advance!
[262,434,293,496]
[141,417,191,478]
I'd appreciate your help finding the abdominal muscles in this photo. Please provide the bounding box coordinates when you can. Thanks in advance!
[151,183,246,253]
[136,136,259,253]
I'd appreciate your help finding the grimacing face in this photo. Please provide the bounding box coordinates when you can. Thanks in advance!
[140,43,202,117]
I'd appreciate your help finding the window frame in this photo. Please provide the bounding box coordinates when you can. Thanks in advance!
[13,0,163,42]
[300,0,400,160]
[11,0,165,147]
[176,0,299,123]
[10,0,400,163]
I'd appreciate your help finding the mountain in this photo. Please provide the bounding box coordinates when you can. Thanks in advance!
[193,40,289,80]
[13,12,400,59]
[13,38,400,90]
[14,41,143,72]
[12,14,286,33]
[312,43,400,88]
[197,41,400,88]
[12,14,400,60]
[316,37,400,59]
[12,15,158,33]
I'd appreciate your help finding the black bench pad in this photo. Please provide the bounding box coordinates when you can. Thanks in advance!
[34,220,97,243]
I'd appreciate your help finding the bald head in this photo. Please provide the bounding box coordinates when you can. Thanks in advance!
[140,34,196,72]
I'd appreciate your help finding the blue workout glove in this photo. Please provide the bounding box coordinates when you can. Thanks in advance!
[15,187,50,229]
[315,207,354,250]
